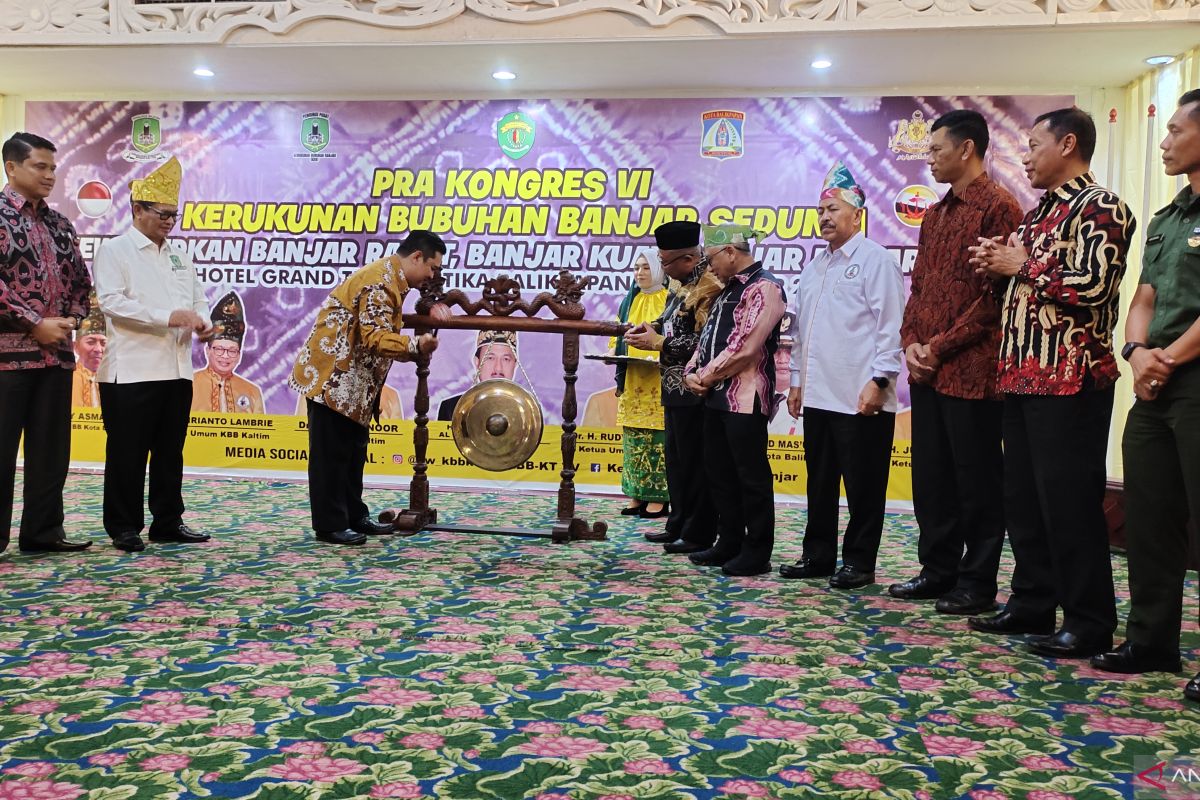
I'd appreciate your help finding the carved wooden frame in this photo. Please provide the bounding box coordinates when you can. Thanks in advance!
[379,267,626,543]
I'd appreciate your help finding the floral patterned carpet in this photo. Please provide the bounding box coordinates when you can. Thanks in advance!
[0,473,1197,800]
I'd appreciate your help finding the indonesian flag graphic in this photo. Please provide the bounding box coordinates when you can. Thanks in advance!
[76,180,112,218]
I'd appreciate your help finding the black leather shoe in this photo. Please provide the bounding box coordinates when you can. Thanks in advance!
[689,547,736,567]
[664,539,707,554]
[639,504,670,519]
[351,517,395,536]
[968,610,1055,636]
[722,559,771,577]
[19,538,93,553]
[1089,641,1182,674]
[112,533,146,552]
[148,523,211,543]
[315,529,367,545]
[888,574,954,600]
[644,530,677,544]
[620,503,645,516]
[1028,630,1113,659]
[935,589,997,616]
[778,558,835,580]
[1185,673,1200,703]
[829,565,875,590]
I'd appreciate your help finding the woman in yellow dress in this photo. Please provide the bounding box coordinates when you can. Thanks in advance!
[611,252,669,518]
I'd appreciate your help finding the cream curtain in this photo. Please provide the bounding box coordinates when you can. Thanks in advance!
[1103,48,1200,478]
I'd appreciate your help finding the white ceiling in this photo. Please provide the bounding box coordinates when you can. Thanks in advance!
[0,24,1197,99]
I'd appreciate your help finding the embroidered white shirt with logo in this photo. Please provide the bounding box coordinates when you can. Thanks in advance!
[93,227,211,384]
[789,232,904,416]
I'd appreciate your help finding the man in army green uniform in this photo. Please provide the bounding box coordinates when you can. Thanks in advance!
[1091,89,1200,703]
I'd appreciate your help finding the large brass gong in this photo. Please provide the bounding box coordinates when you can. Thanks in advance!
[451,379,543,471]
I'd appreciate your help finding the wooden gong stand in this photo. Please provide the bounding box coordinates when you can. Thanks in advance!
[380,269,626,543]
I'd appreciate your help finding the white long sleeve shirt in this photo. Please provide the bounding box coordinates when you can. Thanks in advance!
[93,228,210,384]
[790,232,904,415]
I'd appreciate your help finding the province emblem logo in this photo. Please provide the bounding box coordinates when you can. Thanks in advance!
[888,110,933,161]
[893,185,939,227]
[497,112,536,160]
[295,112,337,161]
[701,110,746,160]
[123,115,168,163]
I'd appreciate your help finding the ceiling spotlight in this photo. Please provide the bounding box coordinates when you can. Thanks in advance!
[811,59,832,70]
[1145,55,1176,66]
[492,70,516,81]
[193,67,215,78]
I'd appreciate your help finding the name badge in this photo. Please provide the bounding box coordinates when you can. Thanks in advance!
[169,254,186,271]
[664,319,674,338]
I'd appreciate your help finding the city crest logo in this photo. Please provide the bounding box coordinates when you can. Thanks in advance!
[701,110,746,160]
[295,112,337,161]
[496,112,535,160]
[889,110,933,161]
[123,114,169,163]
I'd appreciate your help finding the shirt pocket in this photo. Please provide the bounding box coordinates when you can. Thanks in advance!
[1175,243,1200,305]
[832,274,864,302]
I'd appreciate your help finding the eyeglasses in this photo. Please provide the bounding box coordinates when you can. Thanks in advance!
[659,253,694,270]
[209,346,240,357]
[139,203,179,221]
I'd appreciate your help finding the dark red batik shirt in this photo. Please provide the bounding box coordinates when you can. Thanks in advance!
[997,172,1135,396]
[0,185,92,370]
[900,173,1024,400]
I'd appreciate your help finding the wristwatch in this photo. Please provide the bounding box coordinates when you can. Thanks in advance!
[871,376,890,389]
[1121,341,1146,361]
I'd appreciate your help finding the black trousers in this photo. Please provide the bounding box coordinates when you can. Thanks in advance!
[801,406,895,571]
[0,367,72,548]
[704,408,773,566]
[99,379,192,537]
[1122,363,1200,653]
[909,383,1005,596]
[307,399,370,533]
[663,404,717,546]
[1002,388,1116,639]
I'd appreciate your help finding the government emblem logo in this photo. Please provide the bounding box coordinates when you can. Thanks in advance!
[893,185,939,227]
[302,113,330,153]
[295,112,337,161]
[701,110,746,160]
[497,112,535,160]
[123,115,169,163]
[1189,226,1200,248]
[132,114,161,154]
[889,110,933,161]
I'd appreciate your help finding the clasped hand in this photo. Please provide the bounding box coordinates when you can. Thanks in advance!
[1130,347,1175,401]
[969,233,1027,279]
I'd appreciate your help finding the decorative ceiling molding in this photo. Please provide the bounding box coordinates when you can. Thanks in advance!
[1,0,1196,43]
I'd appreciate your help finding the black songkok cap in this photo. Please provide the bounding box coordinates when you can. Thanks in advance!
[653,220,701,250]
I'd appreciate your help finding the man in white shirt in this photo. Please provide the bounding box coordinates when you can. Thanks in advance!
[780,161,904,589]
[93,157,214,553]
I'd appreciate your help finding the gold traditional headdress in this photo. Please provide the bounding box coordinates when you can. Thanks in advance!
[79,291,106,337]
[129,156,182,206]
